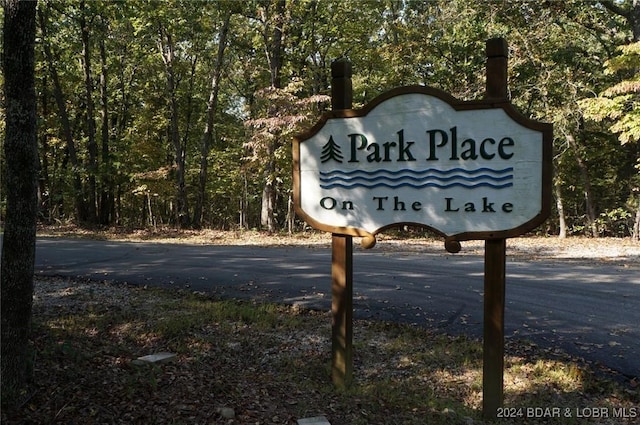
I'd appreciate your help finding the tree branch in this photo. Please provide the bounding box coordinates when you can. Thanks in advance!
[600,1,630,19]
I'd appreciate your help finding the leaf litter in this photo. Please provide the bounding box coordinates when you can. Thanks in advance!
[3,230,639,424]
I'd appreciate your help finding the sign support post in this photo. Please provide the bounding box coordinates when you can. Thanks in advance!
[482,37,509,420]
[483,238,506,418]
[330,59,354,389]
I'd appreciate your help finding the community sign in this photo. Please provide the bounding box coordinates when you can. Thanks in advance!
[293,86,552,248]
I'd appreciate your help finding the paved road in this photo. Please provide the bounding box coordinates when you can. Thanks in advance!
[32,237,639,381]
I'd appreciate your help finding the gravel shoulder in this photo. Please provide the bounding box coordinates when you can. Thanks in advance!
[37,226,640,262]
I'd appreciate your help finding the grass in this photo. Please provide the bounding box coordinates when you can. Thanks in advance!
[1,277,637,424]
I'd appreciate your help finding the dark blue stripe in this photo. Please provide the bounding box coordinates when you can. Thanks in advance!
[319,174,513,184]
[320,167,513,178]
[319,181,514,190]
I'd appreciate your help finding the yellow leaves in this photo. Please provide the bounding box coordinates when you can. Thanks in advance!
[580,41,640,144]
[243,80,330,165]
[580,96,626,121]
[133,165,175,181]
[610,107,640,144]
[580,95,639,144]
[603,80,640,97]
[604,41,640,74]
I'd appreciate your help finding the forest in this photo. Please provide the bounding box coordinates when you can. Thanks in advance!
[1,0,639,239]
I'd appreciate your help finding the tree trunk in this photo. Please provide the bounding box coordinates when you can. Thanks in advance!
[98,26,114,225]
[38,6,87,222]
[239,172,249,229]
[176,54,198,226]
[567,133,598,236]
[260,0,286,232]
[260,136,278,233]
[286,194,295,234]
[39,75,51,222]
[633,196,640,240]
[80,1,99,224]
[261,167,277,232]
[194,13,231,228]
[601,1,640,41]
[1,0,38,400]
[268,0,285,89]
[159,28,190,228]
[633,1,640,42]
[554,180,568,238]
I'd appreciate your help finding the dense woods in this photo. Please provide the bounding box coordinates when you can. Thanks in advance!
[1,0,639,238]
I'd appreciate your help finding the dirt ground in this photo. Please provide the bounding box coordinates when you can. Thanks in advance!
[2,226,634,424]
[38,225,640,261]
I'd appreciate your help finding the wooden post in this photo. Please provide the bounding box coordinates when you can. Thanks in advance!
[330,59,354,388]
[331,59,352,110]
[483,238,506,418]
[486,37,509,100]
[332,233,353,388]
[483,37,508,420]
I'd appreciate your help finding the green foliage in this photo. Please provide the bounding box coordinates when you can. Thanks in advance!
[1,0,636,234]
[580,41,640,145]
[596,207,634,237]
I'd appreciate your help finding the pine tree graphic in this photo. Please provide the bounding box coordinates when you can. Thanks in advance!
[320,136,344,163]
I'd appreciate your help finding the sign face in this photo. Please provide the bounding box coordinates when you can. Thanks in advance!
[293,86,552,248]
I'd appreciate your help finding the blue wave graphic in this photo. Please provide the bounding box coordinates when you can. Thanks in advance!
[320,167,513,177]
[320,181,513,190]
[320,174,513,184]
[319,167,513,190]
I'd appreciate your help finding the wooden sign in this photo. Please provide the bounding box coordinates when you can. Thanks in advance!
[293,86,552,250]
[293,39,553,420]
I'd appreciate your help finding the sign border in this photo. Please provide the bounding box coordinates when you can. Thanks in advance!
[293,85,552,250]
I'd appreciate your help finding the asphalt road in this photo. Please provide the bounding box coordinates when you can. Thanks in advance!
[31,237,639,381]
